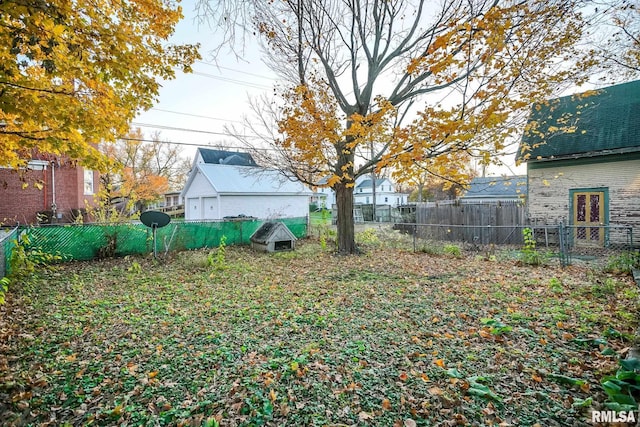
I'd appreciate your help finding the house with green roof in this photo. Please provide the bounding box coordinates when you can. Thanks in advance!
[517,79,640,246]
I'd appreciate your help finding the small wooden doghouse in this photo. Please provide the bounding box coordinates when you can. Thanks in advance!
[250,221,297,252]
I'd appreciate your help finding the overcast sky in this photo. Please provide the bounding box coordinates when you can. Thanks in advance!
[134,0,276,160]
[135,0,527,177]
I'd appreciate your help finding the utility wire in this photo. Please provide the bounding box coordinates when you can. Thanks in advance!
[191,71,272,90]
[195,60,278,81]
[131,121,263,139]
[149,108,243,123]
[120,137,280,152]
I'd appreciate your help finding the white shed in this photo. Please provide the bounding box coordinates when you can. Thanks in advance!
[181,163,313,220]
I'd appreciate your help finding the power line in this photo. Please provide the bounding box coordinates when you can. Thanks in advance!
[119,137,280,152]
[131,121,263,139]
[191,71,272,90]
[149,108,243,124]
[196,60,277,81]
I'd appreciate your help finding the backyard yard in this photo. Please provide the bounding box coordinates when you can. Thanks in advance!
[0,233,638,426]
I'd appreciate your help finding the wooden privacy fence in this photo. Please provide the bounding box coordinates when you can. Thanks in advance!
[415,201,527,245]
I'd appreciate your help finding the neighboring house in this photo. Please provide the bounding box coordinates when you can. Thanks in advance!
[354,177,408,207]
[162,191,182,208]
[0,154,98,225]
[181,149,312,220]
[518,79,640,246]
[315,177,335,209]
[193,147,258,167]
[145,191,184,218]
[315,175,408,209]
[460,176,527,203]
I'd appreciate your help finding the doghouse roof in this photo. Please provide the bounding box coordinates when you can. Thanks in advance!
[250,221,297,244]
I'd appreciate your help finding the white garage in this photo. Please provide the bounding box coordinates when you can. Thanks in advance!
[181,162,312,221]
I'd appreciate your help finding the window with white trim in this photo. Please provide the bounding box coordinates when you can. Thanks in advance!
[84,170,94,195]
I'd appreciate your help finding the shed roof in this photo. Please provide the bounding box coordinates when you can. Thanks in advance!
[461,176,527,199]
[518,80,640,162]
[185,164,313,196]
[197,148,258,167]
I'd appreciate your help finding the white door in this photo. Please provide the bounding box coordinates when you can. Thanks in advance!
[203,197,217,219]
[187,197,200,220]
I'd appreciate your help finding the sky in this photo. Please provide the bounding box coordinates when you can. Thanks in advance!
[134,0,277,160]
[135,0,527,177]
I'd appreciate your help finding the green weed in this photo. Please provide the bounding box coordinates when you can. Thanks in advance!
[443,244,462,257]
[604,251,640,275]
[208,235,228,271]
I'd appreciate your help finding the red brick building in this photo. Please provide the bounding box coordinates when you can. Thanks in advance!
[0,155,98,226]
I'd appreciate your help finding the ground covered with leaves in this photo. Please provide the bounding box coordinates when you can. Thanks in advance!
[1,237,638,426]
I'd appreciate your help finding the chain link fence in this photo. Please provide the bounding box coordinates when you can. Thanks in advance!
[393,222,637,267]
[1,217,308,278]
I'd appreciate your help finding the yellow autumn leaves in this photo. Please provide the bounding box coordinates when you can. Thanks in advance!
[0,0,199,171]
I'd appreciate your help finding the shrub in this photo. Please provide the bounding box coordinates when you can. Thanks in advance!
[519,227,549,266]
[604,251,640,275]
[356,228,380,246]
[443,244,462,257]
[418,241,443,256]
[7,230,62,295]
[208,235,228,271]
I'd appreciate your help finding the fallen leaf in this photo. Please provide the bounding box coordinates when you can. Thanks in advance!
[428,386,443,396]
[358,411,373,421]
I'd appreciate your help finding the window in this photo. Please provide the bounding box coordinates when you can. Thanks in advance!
[84,170,94,195]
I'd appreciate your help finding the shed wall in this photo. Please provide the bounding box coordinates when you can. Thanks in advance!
[527,157,640,227]
[183,171,218,220]
[220,195,309,219]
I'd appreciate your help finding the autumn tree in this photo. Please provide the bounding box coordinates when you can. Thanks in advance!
[203,0,593,254]
[100,128,191,211]
[395,152,478,202]
[0,0,200,171]
[584,0,639,80]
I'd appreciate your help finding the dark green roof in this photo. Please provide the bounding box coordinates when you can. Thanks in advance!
[518,80,640,162]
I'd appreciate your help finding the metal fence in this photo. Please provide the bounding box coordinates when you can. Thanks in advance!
[395,222,637,267]
[1,217,308,278]
[1,226,19,279]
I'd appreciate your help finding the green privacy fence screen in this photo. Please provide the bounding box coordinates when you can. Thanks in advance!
[2,217,308,276]
[1,226,19,279]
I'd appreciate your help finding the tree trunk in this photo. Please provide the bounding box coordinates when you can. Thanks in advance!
[335,182,357,254]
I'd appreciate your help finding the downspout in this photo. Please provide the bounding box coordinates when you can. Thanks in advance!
[42,163,47,210]
[51,161,57,216]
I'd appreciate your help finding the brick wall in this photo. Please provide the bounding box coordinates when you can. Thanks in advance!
[0,164,99,226]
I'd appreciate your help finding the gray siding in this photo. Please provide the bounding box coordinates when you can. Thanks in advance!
[527,158,640,228]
